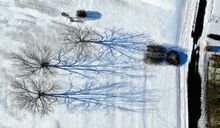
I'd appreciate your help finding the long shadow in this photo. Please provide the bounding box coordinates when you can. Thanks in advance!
[206,46,220,52]
[187,46,202,127]
[178,51,188,65]
[187,0,207,127]
[85,11,102,20]
[207,34,220,41]
[44,82,159,112]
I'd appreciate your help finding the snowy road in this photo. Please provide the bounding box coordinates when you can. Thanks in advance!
[179,0,215,127]
[178,0,200,128]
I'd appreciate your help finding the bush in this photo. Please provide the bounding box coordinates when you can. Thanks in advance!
[147,45,166,53]
[144,45,166,65]
[165,50,180,65]
[144,45,181,65]
[143,52,166,64]
[76,10,87,18]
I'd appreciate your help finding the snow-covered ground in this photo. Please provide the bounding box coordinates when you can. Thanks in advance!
[206,0,220,39]
[0,0,189,128]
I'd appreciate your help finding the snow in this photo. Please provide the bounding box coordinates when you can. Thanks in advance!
[206,0,220,36]
[0,0,188,128]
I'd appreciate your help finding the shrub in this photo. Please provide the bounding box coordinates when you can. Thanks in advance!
[76,10,87,18]
[147,45,166,53]
[165,50,180,65]
[144,45,166,64]
[143,52,166,64]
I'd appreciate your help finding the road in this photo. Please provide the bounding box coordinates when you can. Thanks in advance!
[179,0,199,128]
[179,0,215,127]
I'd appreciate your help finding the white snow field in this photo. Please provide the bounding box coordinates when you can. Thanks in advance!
[0,0,189,128]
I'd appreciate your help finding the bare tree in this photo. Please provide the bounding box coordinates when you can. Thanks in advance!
[11,44,146,79]
[9,78,60,115]
[11,44,55,77]
[63,26,148,62]
[63,26,101,60]
[10,78,158,114]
